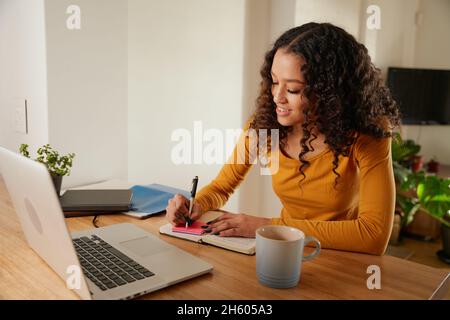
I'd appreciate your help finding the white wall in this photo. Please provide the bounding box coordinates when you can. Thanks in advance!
[414,0,450,69]
[44,0,128,188]
[360,0,419,79]
[363,0,450,164]
[401,125,450,164]
[237,0,285,217]
[127,0,246,212]
[254,0,299,217]
[296,0,363,40]
[270,0,296,43]
[237,0,270,216]
[405,0,450,165]
[0,0,49,154]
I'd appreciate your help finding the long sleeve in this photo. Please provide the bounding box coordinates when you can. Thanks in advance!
[271,135,395,255]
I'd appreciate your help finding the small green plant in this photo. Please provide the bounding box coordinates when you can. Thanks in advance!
[392,132,421,183]
[391,132,421,164]
[400,172,450,228]
[19,143,75,177]
[391,133,450,230]
[392,132,421,229]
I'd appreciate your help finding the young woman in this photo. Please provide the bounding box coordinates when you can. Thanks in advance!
[165,22,400,255]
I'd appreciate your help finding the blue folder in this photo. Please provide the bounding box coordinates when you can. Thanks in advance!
[129,184,190,218]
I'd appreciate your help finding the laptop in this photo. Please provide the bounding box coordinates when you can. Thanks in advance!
[0,147,213,300]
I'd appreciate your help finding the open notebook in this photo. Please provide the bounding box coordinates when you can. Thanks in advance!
[159,210,256,255]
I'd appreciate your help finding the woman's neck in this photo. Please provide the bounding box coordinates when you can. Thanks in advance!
[289,125,325,143]
[291,125,303,138]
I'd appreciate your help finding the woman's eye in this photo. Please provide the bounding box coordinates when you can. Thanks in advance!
[271,80,301,94]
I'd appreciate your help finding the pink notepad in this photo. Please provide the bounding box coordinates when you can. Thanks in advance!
[172,220,208,235]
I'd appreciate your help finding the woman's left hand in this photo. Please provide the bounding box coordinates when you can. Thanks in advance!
[206,212,271,238]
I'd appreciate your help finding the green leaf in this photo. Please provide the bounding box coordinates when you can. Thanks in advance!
[17,143,75,177]
[391,132,421,162]
[19,144,30,158]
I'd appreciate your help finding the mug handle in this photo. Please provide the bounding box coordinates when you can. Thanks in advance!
[302,236,321,261]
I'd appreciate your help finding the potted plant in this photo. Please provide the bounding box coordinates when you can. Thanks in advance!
[426,156,440,174]
[391,133,421,169]
[401,171,450,263]
[391,133,422,237]
[19,144,75,196]
[390,133,450,262]
[411,155,424,173]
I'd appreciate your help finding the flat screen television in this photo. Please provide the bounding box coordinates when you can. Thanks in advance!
[386,67,450,125]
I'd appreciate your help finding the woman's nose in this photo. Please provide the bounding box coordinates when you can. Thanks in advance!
[273,88,287,104]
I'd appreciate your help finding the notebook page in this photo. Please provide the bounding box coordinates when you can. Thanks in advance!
[203,234,256,255]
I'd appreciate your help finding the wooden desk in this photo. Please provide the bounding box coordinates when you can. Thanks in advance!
[0,179,449,300]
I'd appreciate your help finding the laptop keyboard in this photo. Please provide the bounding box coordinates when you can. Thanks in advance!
[73,235,155,291]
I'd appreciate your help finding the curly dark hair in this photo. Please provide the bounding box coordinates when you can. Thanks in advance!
[250,22,400,186]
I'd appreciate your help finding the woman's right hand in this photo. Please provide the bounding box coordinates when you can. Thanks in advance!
[165,193,203,226]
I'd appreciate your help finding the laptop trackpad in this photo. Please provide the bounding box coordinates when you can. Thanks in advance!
[119,236,169,257]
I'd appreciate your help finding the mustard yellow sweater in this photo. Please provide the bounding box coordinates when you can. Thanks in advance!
[195,122,395,255]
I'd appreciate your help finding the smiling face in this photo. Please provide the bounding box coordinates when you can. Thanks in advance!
[271,48,309,130]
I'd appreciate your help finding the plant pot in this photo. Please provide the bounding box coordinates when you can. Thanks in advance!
[426,160,440,174]
[437,224,450,265]
[411,155,424,173]
[51,174,63,197]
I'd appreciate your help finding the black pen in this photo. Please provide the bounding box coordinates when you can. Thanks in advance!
[186,176,199,228]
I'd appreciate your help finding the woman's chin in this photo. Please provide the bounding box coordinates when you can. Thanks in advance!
[276,116,294,127]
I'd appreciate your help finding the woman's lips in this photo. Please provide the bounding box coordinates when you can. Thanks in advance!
[276,106,292,116]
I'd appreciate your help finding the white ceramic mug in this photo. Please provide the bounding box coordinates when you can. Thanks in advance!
[256,225,321,288]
